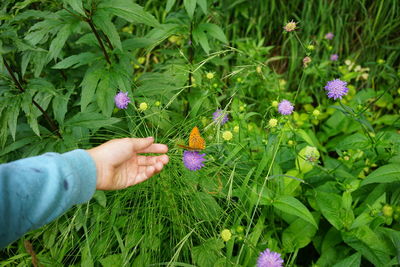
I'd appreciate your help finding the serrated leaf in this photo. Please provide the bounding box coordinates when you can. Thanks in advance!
[337,133,369,150]
[197,0,207,14]
[199,23,227,43]
[193,26,209,54]
[64,112,121,128]
[98,0,159,27]
[7,97,21,141]
[48,24,72,60]
[315,190,344,230]
[361,164,400,186]
[273,195,318,228]
[53,87,72,125]
[80,66,103,111]
[166,0,176,12]
[52,52,96,69]
[192,238,224,267]
[184,0,197,19]
[93,10,121,50]
[97,73,116,117]
[64,0,85,16]
[332,252,361,267]
[282,216,318,252]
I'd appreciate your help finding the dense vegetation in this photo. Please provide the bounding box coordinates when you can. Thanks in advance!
[1,0,399,266]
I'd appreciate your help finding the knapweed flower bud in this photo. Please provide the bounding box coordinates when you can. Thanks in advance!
[139,102,148,111]
[269,118,278,128]
[377,59,385,64]
[256,66,262,73]
[138,57,146,64]
[206,72,214,79]
[272,101,279,108]
[222,131,233,141]
[233,125,240,133]
[307,44,315,51]
[383,204,394,218]
[220,229,232,242]
[155,101,161,107]
[312,109,320,117]
[303,56,312,67]
[283,20,297,32]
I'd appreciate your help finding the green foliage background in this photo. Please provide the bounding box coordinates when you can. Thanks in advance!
[0,0,400,266]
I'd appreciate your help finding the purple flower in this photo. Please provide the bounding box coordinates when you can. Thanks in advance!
[257,248,284,267]
[330,54,339,61]
[213,109,229,125]
[183,151,206,171]
[325,32,334,40]
[114,92,131,109]
[324,79,349,100]
[278,100,294,115]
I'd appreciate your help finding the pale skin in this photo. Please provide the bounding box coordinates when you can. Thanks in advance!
[87,137,169,190]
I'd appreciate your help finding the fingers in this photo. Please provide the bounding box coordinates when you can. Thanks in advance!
[137,155,169,166]
[136,143,168,154]
[129,137,155,152]
[129,161,165,186]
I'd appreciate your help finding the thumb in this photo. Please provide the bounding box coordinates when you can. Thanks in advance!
[130,137,154,152]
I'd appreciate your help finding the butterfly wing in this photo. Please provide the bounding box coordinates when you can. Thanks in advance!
[188,126,205,150]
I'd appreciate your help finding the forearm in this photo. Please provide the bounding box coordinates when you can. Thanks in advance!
[0,149,97,248]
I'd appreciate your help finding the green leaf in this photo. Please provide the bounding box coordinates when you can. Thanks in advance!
[52,52,97,69]
[97,73,116,117]
[199,23,227,43]
[64,112,121,129]
[99,254,122,267]
[192,238,224,267]
[64,0,86,16]
[7,97,22,140]
[192,26,209,54]
[361,164,400,186]
[192,192,222,221]
[197,0,207,14]
[52,87,72,125]
[80,65,103,111]
[315,190,343,230]
[48,24,72,60]
[166,0,176,12]
[332,252,361,267]
[98,0,159,27]
[93,191,107,208]
[282,216,318,252]
[273,195,318,228]
[337,133,369,150]
[93,10,122,50]
[184,0,197,19]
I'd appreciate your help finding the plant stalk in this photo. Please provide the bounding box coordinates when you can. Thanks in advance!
[86,18,111,64]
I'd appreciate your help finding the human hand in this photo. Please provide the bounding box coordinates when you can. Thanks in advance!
[87,137,169,190]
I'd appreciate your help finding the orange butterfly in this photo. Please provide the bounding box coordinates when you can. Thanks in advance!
[177,126,205,150]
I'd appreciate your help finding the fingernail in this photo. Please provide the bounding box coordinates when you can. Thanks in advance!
[147,136,154,140]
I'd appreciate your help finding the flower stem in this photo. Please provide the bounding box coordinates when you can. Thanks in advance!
[86,18,111,65]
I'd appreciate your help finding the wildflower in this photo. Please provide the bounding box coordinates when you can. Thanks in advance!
[283,20,297,32]
[304,146,320,162]
[212,109,229,125]
[312,109,320,117]
[237,77,243,83]
[222,131,233,141]
[155,101,161,107]
[271,101,279,108]
[327,45,333,51]
[182,151,206,171]
[233,125,240,133]
[279,79,286,87]
[307,44,315,51]
[269,118,278,128]
[324,79,349,100]
[256,66,262,73]
[303,56,312,67]
[377,59,385,65]
[139,102,148,111]
[220,229,232,242]
[344,156,350,161]
[213,83,218,88]
[278,100,294,115]
[325,32,334,40]
[330,54,339,61]
[257,248,284,267]
[383,205,394,217]
[114,92,131,109]
[361,73,369,80]
[122,25,133,34]
[206,72,214,79]
[288,140,294,146]
[239,105,245,112]
[138,57,146,64]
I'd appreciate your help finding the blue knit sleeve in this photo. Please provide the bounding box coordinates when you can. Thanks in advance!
[0,149,97,248]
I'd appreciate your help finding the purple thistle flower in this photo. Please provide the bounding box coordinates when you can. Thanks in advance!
[257,248,284,267]
[325,32,334,40]
[114,91,131,109]
[324,79,349,100]
[278,100,294,115]
[183,151,206,171]
[212,109,229,125]
[330,54,339,61]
